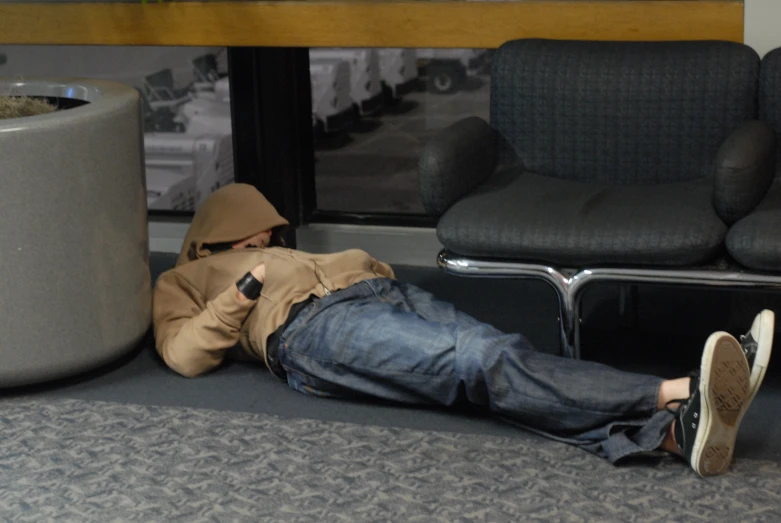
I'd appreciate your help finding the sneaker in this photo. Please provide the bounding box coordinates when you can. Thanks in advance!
[739,310,774,407]
[669,331,750,477]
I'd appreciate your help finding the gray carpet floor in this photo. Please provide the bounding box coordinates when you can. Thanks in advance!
[2,252,781,521]
[4,396,781,522]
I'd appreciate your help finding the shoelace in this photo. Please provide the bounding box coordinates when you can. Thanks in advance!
[739,333,757,365]
[664,398,688,416]
[663,371,699,416]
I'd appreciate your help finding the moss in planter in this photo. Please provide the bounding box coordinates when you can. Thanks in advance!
[0,96,57,120]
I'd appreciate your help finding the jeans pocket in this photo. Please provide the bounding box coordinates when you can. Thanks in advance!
[279,301,318,349]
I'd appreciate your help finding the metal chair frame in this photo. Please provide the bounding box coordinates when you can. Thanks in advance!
[438,250,781,359]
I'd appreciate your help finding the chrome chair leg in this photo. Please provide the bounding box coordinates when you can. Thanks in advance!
[437,249,781,361]
[438,251,576,358]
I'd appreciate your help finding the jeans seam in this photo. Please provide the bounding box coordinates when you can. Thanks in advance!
[362,279,381,299]
[648,379,664,416]
[489,380,647,417]
[610,431,669,462]
[283,348,448,377]
[287,349,645,417]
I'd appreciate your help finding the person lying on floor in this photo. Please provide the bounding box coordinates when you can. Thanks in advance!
[152,183,774,478]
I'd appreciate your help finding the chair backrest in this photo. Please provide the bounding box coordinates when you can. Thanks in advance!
[490,39,760,184]
[760,48,781,174]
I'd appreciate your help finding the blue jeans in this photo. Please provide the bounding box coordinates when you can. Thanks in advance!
[277,278,675,463]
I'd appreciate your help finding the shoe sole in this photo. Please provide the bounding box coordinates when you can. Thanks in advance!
[748,310,775,404]
[733,310,775,434]
[691,333,750,477]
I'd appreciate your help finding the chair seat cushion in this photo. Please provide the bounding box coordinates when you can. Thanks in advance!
[437,169,727,266]
[726,180,781,272]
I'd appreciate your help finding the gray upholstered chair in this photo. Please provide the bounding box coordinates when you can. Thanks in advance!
[419,39,779,358]
[727,48,781,272]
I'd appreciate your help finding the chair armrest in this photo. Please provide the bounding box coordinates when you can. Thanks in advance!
[713,120,777,224]
[418,116,498,217]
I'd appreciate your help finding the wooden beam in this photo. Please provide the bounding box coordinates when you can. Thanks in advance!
[0,1,744,48]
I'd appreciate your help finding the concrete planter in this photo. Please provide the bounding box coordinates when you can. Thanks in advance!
[0,78,151,387]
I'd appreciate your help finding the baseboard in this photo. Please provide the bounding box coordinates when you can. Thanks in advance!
[148,219,191,254]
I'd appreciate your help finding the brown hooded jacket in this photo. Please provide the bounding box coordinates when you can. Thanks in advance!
[152,184,395,378]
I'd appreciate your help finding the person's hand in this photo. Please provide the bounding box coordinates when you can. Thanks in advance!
[236,263,266,301]
[249,262,266,283]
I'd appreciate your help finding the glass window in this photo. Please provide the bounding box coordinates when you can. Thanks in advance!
[0,45,235,213]
[311,47,492,215]
[0,44,492,217]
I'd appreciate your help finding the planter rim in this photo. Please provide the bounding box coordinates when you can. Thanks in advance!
[0,77,138,128]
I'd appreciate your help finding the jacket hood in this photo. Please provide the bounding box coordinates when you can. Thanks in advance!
[176,183,289,267]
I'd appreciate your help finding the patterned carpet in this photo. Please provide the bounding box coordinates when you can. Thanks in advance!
[2,397,781,522]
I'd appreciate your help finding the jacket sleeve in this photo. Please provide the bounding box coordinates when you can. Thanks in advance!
[152,270,258,378]
[372,258,396,280]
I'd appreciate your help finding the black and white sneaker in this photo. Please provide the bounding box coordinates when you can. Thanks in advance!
[669,331,751,477]
[739,310,774,409]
